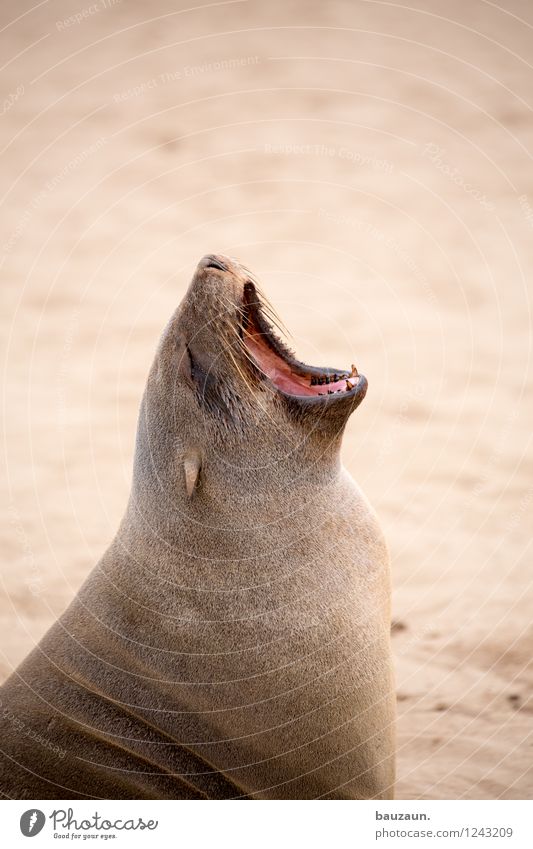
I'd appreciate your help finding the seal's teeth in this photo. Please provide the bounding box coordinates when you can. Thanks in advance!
[310,377,316,386]
[350,364,359,377]
[346,379,354,391]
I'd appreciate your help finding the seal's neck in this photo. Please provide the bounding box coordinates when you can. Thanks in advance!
[132,385,348,516]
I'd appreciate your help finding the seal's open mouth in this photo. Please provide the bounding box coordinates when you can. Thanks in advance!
[241,281,367,405]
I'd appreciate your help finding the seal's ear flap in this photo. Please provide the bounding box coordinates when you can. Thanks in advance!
[183,448,201,498]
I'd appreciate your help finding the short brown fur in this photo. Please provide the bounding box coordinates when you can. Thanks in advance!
[0,256,395,799]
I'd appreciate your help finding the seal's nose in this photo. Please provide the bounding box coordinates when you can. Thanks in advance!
[198,254,229,272]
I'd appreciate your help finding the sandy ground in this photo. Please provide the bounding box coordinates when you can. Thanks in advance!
[1,0,532,799]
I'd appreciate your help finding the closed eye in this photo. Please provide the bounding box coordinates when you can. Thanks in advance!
[185,343,232,421]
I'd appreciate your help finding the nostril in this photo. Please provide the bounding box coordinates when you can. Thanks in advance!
[201,255,227,271]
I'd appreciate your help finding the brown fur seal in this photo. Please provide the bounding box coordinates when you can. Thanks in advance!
[0,254,395,799]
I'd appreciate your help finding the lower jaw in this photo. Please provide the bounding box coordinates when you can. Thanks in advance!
[244,334,362,401]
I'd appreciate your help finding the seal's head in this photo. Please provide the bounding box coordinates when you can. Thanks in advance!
[132,254,367,519]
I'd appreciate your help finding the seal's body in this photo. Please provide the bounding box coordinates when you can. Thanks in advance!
[0,255,395,799]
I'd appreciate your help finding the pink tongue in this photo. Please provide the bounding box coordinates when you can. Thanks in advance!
[246,336,306,392]
[245,333,356,396]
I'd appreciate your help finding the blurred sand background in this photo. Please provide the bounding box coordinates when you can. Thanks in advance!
[1,0,532,799]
